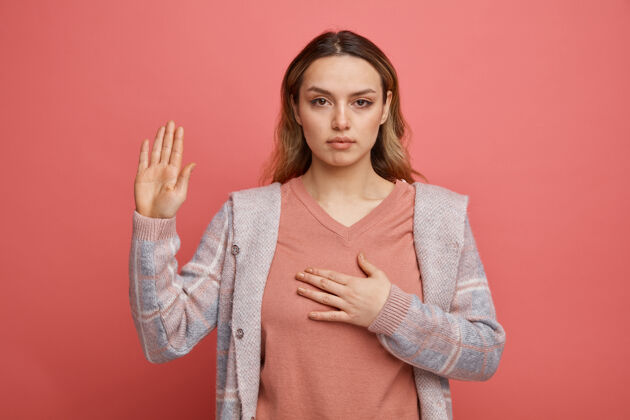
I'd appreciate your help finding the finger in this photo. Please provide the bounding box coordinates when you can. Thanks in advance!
[296,287,348,311]
[169,126,184,168]
[176,162,196,194]
[308,310,352,323]
[150,125,165,166]
[137,139,149,174]
[160,120,176,164]
[304,267,350,285]
[296,271,347,297]
[357,252,379,276]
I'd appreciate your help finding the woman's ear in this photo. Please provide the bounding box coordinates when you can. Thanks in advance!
[380,90,393,125]
[291,94,302,126]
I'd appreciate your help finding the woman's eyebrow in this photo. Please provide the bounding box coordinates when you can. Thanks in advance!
[306,86,377,96]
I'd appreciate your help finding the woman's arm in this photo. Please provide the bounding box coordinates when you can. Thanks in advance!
[128,199,232,364]
[367,213,506,381]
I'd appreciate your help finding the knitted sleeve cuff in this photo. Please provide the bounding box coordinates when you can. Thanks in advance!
[367,283,413,336]
[132,210,177,241]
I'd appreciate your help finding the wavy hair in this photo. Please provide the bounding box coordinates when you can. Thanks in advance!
[258,29,427,185]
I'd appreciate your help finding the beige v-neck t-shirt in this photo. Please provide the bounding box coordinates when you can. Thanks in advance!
[256,175,423,420]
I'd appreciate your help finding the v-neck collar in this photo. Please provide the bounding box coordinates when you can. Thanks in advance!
[290,175,404,242]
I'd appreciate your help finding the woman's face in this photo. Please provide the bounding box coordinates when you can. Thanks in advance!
[292,55,392,170]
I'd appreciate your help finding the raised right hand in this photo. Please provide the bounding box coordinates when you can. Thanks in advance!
[134,120,196,219]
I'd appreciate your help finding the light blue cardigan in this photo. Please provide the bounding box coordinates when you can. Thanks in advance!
[129,180,506,420]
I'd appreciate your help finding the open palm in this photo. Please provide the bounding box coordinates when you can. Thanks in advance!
[134,120,196,219]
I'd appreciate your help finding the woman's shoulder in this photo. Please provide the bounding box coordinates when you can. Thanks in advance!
[229,181,281,196]
[226,182,282,210]
[411,180,468,201]
[410,181,470,216]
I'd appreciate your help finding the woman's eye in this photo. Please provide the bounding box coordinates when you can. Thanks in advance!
[310,98,373,107]
[311,98,328,106]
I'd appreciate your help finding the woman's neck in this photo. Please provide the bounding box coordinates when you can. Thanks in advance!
[300,161,395,203]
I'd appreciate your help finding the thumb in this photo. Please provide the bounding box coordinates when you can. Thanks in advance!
[357,251,378,276]
[176,163,196,193]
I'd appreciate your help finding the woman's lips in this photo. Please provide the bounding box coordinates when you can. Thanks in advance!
[326,136,355,150]
[327,140,354,150]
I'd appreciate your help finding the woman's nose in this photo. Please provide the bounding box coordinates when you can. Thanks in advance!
[332,105,350,130]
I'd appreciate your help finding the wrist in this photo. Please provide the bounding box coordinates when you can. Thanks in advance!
[367,284,413,336]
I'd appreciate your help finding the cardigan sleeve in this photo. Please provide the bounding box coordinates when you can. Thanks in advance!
[128,199,232,364]
[367,212,506,381]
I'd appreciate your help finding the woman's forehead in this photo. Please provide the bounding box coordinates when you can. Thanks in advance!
[302,56,381,93]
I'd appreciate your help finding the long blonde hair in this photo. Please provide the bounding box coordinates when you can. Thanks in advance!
[258,29,427,186]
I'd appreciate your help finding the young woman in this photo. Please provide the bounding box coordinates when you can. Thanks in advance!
[130,30,506,420]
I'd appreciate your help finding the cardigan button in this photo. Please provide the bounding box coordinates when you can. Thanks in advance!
[236,328,244,339]
[231,244,240,255]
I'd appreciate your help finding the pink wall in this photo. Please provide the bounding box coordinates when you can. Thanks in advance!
[1,1,629,418]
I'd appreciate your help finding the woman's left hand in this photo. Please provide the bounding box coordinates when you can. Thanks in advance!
[295,251,391,328]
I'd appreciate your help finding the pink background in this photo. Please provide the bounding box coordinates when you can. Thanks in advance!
[1,0,629,419]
